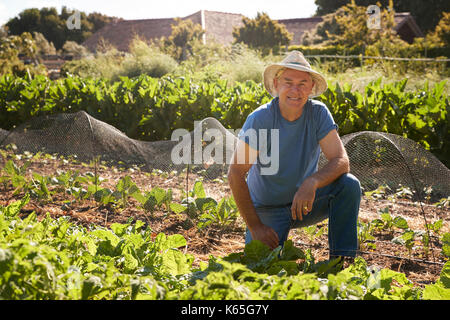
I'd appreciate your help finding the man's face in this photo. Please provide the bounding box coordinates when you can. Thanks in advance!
[273,69,315,112]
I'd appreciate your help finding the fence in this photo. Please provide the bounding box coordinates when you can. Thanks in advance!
[301,53,450,74]
[305,54,450,62]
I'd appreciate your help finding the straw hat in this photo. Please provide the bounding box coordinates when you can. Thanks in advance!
[263,50,328,98]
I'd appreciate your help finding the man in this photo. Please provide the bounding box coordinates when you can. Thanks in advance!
[227,51,361,263]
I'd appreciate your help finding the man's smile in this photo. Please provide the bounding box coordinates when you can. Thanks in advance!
[287,96,303,102]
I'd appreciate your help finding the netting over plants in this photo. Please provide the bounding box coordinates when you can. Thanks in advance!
[339,131,450,200]
[318,131,450,201]
[1,110,449,200]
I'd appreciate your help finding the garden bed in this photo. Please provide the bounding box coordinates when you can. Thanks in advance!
[0,151,448,288]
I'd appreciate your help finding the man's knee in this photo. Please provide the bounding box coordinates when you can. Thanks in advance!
[338,173,361,199]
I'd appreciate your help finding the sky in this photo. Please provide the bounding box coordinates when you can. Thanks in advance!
[0,0,318,26]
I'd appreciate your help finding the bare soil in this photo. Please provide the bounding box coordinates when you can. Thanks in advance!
[1,154,448,288]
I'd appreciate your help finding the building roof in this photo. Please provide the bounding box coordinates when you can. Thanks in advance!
[393,12,424,43]
[83,10,246,52]
[276,17,324,45]
[82,10,424,51]
[202,11,244,45]
[83,17,176,52]
[278,12,424,45]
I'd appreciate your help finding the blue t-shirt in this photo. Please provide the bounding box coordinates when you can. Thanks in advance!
[238,97,338,207]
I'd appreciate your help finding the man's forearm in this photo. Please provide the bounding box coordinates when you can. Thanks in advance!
[306,156,350,189]
[228,167,280,249]
[227,170,262,230]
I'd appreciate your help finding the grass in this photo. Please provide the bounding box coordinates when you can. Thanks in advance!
[312,60,449,95]
[60,38,449,95]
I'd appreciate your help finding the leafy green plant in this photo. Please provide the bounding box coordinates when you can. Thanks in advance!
[197,197,239,229]
[394,185,414,200]
[51,170,105,201]
[1,194,449,300]
[0,196,192,299]
[392,216,410,230]
[115,175,140,208]
[1,74,447,165]
[162,188,174,213]
[434,197,449,209]
[427,219,444,237]
[364,185,391,200]
[371,207,409,234]
[182,180,239,229]
[91,175,142,210]
[221,240,305,275]
[133,186,184,218]
[357,221,376,251]
[421,232,431,258]
[319,78,450,167]
[442,233,450,259]
[392,229,421,258]
[51,170,78,192]
[132,190,157,218]
[302,225,326,244]
[93,187,119,207]
[29,172,52,202]
[422,261,450,300]
[1,159,32,195]
[371,207,393,232]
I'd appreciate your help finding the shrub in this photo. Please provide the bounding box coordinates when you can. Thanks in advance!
[60,48,123,79]
[60,38,178,80]
[120,38,178,79]
[216,44,267,84]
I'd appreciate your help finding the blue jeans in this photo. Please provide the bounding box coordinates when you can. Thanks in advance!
[245,173,361,257]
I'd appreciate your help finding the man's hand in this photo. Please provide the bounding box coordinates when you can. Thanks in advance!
[291,129,350,220]
[249,223,280,250]
[291,177,318,220]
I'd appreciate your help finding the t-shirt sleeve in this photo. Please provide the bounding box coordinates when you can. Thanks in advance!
[316,104,338,141]
[237,107,273,151]
[238,112,263,151]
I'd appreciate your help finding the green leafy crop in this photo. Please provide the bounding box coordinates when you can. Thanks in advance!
[0,190,448,300]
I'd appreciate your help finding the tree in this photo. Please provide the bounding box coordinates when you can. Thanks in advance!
[0,32,46,77]
[6,7,117,50]
[302,11,344,45]
[161,18,205,62]
[59,7,94,46]
[232,12,293,55]
[6,8,42,35]
[32,32,56,55]
[314,0,450,34]
[429,12,450,47]
[304,1,405,49]
[61,40,90,58]
[315,0,349,15]
[83,12,114,32]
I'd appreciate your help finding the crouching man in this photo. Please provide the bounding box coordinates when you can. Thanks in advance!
[228,51,361,264]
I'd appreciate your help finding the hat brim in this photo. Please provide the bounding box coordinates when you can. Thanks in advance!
[263,63,328,98]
